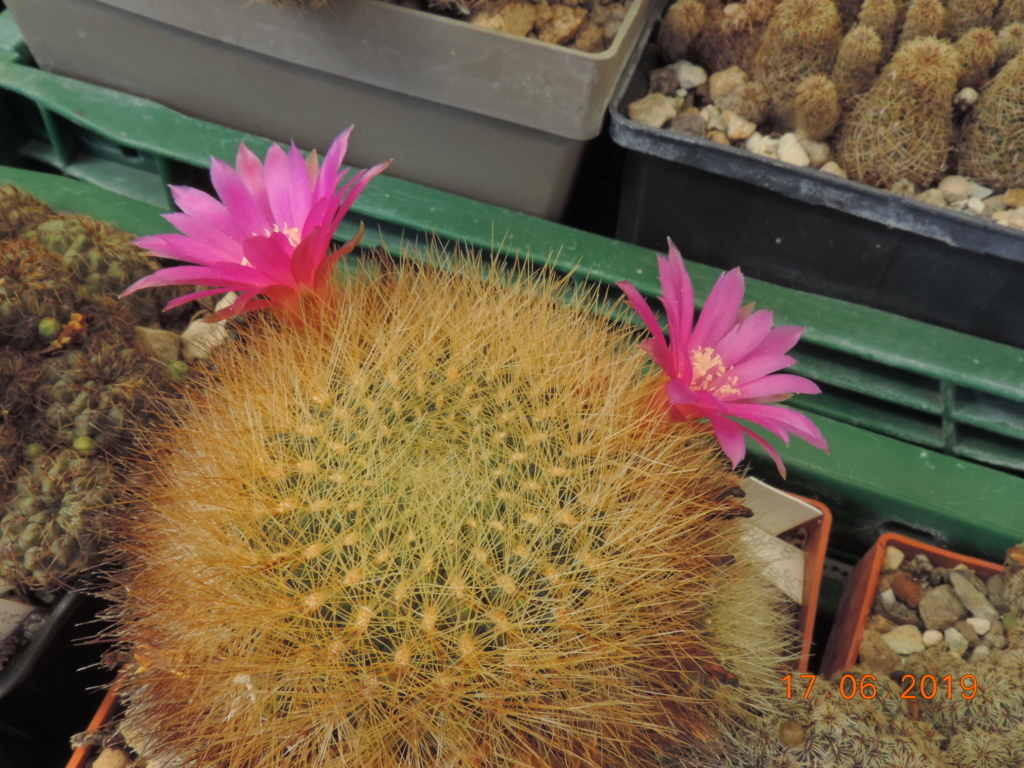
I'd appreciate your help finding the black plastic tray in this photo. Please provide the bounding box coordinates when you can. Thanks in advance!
[609,43,1024,349]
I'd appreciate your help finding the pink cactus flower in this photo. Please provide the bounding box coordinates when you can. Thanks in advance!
[121,126,390,323]
[618,241,828,476]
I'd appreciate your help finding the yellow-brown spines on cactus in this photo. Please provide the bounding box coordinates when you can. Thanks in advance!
[958,53,1024,188]
[752,0,843,127]
[995,0,1024,28]
[658,0,707,62]
[832,24,884,101]
[0,185,54,240]
[104,250,792,768]
[945,0,1000,37]
[996,23,1024,65]
[955,27,999,86]
[857,0,898,55]
[898,0,947,45]
[794,74,841,138]
[836,37,960,188]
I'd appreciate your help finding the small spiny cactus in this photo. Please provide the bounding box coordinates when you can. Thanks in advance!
[857,0,899,54]
[954,26,999,87]
[996,22,1024,65]
[899,0,948,45]
[958,53,1024,187]
[995,0,1024,28]
[836,37,960,188]
[103,249,795,768]
[658,0,707,62]
[794,74,841,138]
[752,0,843,127]
[945,0,1000,37]
[832,23,884,100]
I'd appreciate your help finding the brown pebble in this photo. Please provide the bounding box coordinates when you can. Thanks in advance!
[706,130,731,145]
[648,67,680,94]
[669,112,707,137]
[537,4,587,45]
[891,572,922,608]
[1004,189,1024,208]
[865,614,893,633]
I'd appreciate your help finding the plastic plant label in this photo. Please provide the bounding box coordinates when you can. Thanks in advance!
[741,477,823,536]
[0,597,36,643]
[739,477,825,605]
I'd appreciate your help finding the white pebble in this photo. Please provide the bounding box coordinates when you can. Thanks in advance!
[944,627,969,657]
[922,629,944,647]
[671,60,708,90]
[969,644,991,661]
[744,131,765,153]
[966,198,985,214]
[882,625,926,655]
[938,175,972,203]
[969,182,994,200]
[819,161,848,179]
[777,133,810,167]
[700,104,726,134]
[966,617,992,636]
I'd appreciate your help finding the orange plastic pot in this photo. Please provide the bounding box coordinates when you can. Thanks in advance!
[789,494,832,672]
[819,532,1005,679]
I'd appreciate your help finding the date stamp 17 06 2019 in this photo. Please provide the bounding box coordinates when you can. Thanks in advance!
[783,673,977,700]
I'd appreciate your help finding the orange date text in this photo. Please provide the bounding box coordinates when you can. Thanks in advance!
[782,673,977,700]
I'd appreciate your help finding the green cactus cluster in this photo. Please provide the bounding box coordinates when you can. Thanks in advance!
[0,449,117,591]
[649,0,1024,190]
[0,185,187,594]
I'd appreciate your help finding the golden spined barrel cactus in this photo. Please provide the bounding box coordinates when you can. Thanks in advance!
[836,37,961,189]
[945,0,1000,37]
[104,252,793,768]
[657,0,707,62]
[794,74,841,139]
[954,27,999,87]
[856,0,898,56]
[996,22,1024,66]
[752,0,843,128]
[996,0,1024,28]
[958,53,1024,188]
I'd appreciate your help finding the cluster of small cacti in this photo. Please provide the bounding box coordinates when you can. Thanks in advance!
[0,185,186,593]
[102,248,797,768]
[649,0,1024,192]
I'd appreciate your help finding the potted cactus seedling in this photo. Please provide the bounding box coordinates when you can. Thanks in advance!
[610,0,1024,347]
[65,125,835,768]
[4,0,662,219]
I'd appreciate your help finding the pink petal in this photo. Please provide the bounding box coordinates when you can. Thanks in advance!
[332,160,391,222]
[618,280,673,374]
[725,403,829,450]
[728,354,798,386]
[162,213,247,259]
[714,309,775,365]
[736,373,822,400]
[704,413,749,468]
[235,143,273,222]
[313,127,353,201]
[134,233,232,267]
[119,264,259,296]
[239,234,299,286]
[750,325,804,358]
[691,268,746,349]
[169,185,229,223]
[162,287,238,310]
[210,157,271,236]
[263,143,309,230]
[657,242,697,376]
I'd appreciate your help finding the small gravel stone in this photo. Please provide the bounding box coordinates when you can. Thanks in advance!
[882,624,926,655]
[648,66,681,95]
[706,130,731,146]
[987,573,1009,613]
[94,747,133,768]
[859,629,901,673]
[754,136,780,159]
[699,104,726,133]
[671,60,708,90]
[944,627,969,657]
[866,614,893,633]
[954,87,979,108]
[919,584,966,630]
[723,110,757,141]
[777,133,810,166]
[135,325,181,363]
[917,188,948,207]
[983,195,1008,217]
[954,619,980,645]
[708,66,749,110]
[965,616,992,636]
[891,572,922,608]
[669,112,707,137]
[986,625,1008,649]
[627,93,677,128]
[1004,188,1024,208]
[922,629,944,647]
[993,207,1024,230]
[950,570,1000,622]
[796,135,832,168]
[969,644,990,661]
[965,197,985,214]
[938,175,972,203]
[819,161,847,178]
[536,4,588,45]
[906,554,935,576]
[969,182,994,200]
